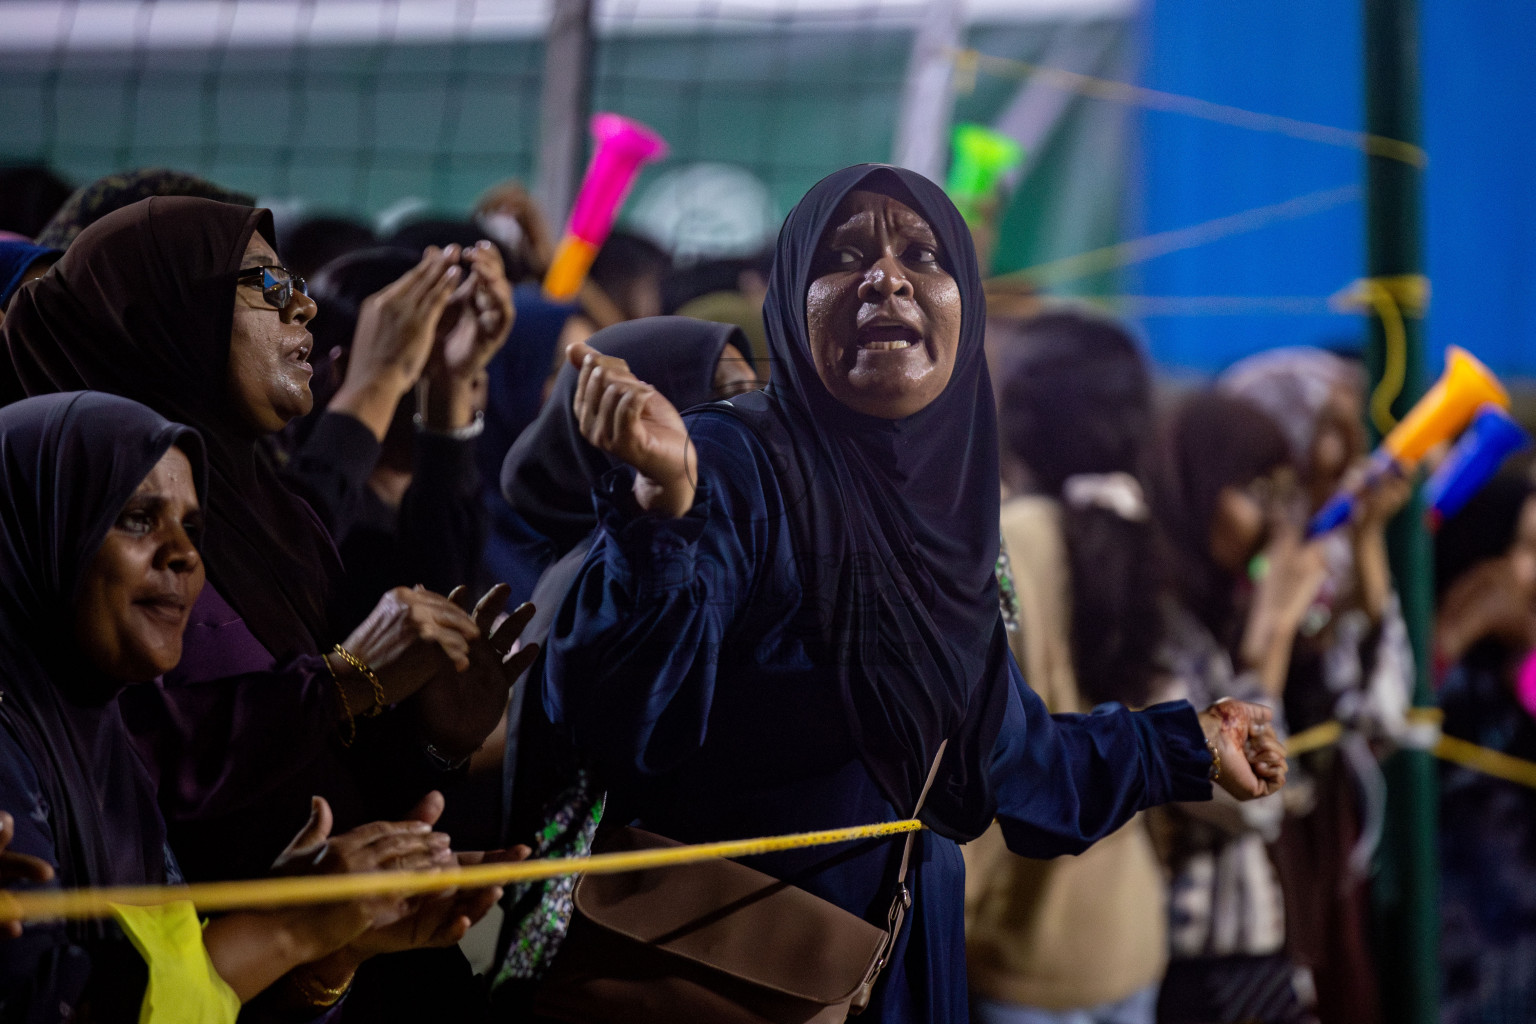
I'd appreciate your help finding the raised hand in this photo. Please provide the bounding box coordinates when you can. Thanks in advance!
[434,242,515,382]
[330,586,483,719]
[409,584,541,762]
[330,245,464,441]
[420,241,516,432]
[1435,555,1536,664]
[1197,699,1288,800]
[1257,523,1330,632]
[568,339,697,517]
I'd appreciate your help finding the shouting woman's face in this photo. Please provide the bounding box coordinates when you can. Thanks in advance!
[805,191,961,419]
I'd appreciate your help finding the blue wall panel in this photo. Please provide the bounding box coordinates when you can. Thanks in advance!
[1140,0,1536,379]
[1137,0,1367,372]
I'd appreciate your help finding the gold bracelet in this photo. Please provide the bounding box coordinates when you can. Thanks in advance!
[321,653,357,748]
[289,966,353,1008]
[331,644,386,717]
[1206,737,1223,784]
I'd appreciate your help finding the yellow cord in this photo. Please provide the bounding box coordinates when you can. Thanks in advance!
[12,699,1536,925]
[1366,282,1408,434]
[991,184,1361,289]
[1325,275,1430,435]
[0,819,923,925]
[957,49,1426,168]
[1284,720,1344,758]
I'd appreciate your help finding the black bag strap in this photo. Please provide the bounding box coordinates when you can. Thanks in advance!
[849,739,948,1015]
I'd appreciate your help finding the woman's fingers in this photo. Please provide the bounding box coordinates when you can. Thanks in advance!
[409,588,482,640]
[1239,702,1272,729]
[572,349,658,465]
[402,245,459,304]
[472,584,513,635]
[327,819,432,852]
[382,246,439,303]
[591,372,628,450]
[502,642,541,682]
[337,830,448,869]
[0,813,53,888]
[489,602,536,654]
[615,387,645,460]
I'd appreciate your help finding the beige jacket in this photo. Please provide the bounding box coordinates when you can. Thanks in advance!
[963,497,1168,1009]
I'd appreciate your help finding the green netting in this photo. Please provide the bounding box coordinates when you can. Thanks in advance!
[0,3,1130,277]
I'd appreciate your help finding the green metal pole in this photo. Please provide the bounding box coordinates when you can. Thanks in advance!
[1362,1,1438,1022]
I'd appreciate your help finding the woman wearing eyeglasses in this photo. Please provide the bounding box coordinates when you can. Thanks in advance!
[0,197,535,1018]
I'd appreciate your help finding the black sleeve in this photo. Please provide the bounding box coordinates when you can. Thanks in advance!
[280,412,382,544]
[392,431,487,597]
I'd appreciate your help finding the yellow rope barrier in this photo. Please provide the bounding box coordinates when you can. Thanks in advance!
[7,703,1535,925]
[957,49,1427,168]
[0,819,923,925]
[989,184,1361,288]
[1288,707,1536,791]
[1284,720,1345,758]
[1433,734,1536,790]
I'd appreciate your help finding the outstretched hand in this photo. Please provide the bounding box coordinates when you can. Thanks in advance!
[1196,699,1288,800]
[567,339,697,517]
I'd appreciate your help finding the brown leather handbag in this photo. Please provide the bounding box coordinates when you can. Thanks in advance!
[532,744,947,1024]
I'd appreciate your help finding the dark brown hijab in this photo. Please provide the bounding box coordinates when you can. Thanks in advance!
[1,196,338,656]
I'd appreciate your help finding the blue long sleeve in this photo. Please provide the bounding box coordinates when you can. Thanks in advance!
[544,418,785,781]
[990,655,1213,858]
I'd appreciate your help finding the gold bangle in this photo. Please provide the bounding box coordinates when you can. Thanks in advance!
[321,653,357,748]
[289,966,353,1008]
[331,644,386,717]
[1206,737,1223,784]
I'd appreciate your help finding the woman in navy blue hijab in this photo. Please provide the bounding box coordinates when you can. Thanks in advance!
[546,164,1288,1020]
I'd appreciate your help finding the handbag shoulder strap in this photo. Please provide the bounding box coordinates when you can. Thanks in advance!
[893,739,946,891]
[850,739,948,1015]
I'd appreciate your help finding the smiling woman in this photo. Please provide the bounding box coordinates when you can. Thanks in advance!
[0,197,536,916]
[72,444,205,684]
[0,392,494,1023]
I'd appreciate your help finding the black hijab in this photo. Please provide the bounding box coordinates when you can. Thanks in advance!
[2,196,340,656]
[0,393,205,927]
[501,315,751,560]
[707,164,1009,840]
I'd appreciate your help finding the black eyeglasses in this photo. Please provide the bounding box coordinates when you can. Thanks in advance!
[236,265,308,310]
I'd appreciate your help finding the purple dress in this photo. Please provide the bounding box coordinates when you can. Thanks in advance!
[119,582,455,883]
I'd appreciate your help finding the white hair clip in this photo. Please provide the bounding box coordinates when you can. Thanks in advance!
[1062,472,1149,522]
